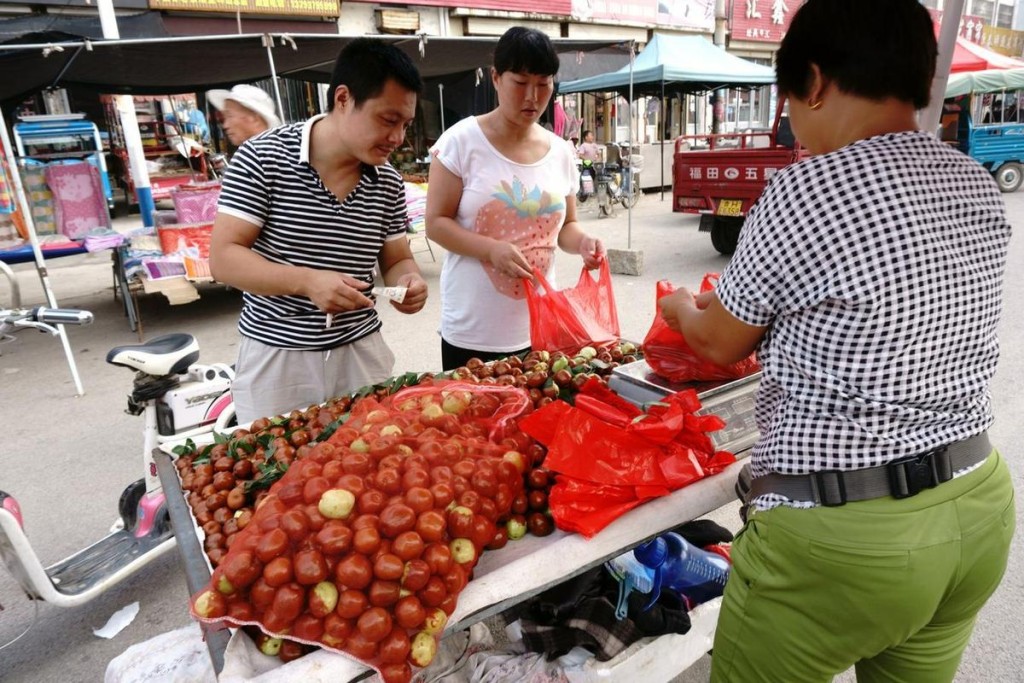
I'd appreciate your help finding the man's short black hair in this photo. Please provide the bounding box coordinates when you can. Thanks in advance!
[776,0,936,110]
[327,38,423,112]
[493,27,560,77]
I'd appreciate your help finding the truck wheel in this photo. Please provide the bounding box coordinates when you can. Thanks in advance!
[995,163,1023,193]
[710,217,743,255]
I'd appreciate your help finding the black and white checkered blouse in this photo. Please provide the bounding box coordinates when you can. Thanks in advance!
[715,131,1011,509]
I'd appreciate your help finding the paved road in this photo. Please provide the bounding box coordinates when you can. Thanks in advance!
[0,191,1020,682]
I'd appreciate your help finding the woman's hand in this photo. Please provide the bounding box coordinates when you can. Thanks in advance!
[579,235,605,269]
[488,240,533,279]
[657,287,698,333]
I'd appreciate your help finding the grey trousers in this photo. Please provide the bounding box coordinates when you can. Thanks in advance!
[231,331,396,424]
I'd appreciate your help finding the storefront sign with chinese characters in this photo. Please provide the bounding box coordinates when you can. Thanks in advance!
[729,0,795,43]
[149,0,340,16]
[981,26,1024,58]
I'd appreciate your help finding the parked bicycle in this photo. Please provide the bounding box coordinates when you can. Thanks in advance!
[596,143,644,217]
[577,158,597,204]
[0,307,235,646]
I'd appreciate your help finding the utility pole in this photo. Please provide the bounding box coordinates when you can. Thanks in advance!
[97,0,155,226]
[711,0,728,134]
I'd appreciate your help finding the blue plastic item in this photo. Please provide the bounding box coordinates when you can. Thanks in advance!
[605,552,655,620]
[633,532,731,611]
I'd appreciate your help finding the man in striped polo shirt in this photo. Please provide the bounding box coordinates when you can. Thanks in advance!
[210,39,429,423]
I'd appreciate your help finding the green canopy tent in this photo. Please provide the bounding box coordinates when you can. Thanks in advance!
[558,34,775,246]
[558,33,775,98]
[945,67,1024,98]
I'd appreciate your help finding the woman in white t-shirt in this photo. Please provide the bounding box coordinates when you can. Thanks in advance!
[425,27,606,370]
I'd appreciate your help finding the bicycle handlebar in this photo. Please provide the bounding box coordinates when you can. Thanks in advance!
[1,307,94,327]
[33,307,94,326]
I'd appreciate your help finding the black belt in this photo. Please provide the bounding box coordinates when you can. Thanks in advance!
[743,432,992,507]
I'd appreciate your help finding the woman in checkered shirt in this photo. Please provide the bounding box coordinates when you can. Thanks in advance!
[659,0,1015,681]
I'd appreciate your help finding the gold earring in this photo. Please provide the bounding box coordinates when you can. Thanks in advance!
[809,99,823,111]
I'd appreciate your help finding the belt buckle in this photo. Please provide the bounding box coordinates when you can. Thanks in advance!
[887,449,943,499]
[812,470,848,507]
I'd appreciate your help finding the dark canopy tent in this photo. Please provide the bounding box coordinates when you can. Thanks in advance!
[0,25,627,106]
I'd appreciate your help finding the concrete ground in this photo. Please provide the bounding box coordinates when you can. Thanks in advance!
[0,190,1021,682]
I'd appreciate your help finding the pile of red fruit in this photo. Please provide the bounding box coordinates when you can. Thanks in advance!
[176,344,643,669]
[190,383,543,683]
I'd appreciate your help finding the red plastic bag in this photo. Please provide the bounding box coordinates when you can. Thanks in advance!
[643,273,760,383]
[524,260,620,354]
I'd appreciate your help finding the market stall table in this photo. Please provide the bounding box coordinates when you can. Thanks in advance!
[155,451,744,681]
[154,369,760,681]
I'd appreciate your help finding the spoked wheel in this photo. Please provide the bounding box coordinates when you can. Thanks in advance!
[596,183,613,217]
[0,569,41,651]
[625,186,642,209]
[710,216,744,255]
[995,162,1023,193]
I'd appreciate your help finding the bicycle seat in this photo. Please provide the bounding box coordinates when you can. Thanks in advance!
[106,334,199,376]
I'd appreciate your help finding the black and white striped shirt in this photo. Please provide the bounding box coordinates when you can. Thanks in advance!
[715,131,1011,509]
[217,115,409,350]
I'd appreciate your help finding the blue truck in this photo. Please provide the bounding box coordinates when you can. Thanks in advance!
[944,67,1024,192]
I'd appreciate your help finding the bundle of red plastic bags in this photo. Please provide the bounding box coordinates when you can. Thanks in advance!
[518,378,735,537]
[189,382,532,683]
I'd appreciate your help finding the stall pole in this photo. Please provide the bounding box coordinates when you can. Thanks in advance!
[922,0,966,134]
[98,0,155,227]
[263,34,286,125]
[660,80,666,201]
[627,41,635,250]
[439,83,446,132]
[0,109,86,396]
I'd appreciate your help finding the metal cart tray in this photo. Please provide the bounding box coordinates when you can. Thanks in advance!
[610,359,761,455]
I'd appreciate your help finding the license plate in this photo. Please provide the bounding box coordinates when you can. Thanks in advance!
[718,199,743,216]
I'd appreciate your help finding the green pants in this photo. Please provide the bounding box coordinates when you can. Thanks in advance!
[711,451,1016,683]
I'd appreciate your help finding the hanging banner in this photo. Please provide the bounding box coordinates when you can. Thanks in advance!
[729,0,796,43]
[148,0,340,18]
[928,9,988,44]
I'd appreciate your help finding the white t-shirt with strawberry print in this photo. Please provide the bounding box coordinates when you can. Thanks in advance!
[431,116,580,353]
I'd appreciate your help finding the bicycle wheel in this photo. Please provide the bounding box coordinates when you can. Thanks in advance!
[625,186,642,209]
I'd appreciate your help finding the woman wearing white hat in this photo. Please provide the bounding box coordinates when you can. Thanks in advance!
[207,84,282,147]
